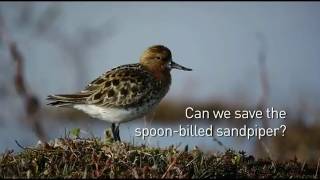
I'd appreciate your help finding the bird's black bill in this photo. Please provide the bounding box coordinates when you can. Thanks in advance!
[170,61,192,71]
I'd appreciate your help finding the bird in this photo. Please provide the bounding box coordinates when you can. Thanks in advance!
[47,45,192,142]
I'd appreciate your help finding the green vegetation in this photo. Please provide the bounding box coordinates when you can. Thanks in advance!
[0,134,319,178]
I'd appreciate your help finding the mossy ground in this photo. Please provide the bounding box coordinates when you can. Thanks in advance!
[0,134,319,179]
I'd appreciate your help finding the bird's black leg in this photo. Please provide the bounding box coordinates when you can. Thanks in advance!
[115,124,121,142]
[111,123,117,141]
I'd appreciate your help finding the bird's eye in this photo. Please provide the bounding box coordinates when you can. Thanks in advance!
[155,56,161,60]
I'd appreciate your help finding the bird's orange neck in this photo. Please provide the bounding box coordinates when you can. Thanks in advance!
[142,64,171,83]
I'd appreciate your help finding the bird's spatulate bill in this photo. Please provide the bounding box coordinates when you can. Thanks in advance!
[170,61,192,71]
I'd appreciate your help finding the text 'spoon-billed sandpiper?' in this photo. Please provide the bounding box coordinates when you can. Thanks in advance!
[47,45,192,141]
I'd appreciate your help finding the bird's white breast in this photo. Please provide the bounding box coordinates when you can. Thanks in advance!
[73,103,156,123]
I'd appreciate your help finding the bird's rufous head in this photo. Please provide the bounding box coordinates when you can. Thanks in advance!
[140,45,192,75]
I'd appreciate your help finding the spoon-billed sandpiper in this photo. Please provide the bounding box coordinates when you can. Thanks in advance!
[47,45,192,141]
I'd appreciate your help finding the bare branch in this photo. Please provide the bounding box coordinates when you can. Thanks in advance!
[10,43,27,95]
[35,4,62,35]
[16,2,35,28]
[256,32,270,112]
[254,32,272,158]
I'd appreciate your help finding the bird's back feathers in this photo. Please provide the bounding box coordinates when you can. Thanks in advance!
[47,63,171,109]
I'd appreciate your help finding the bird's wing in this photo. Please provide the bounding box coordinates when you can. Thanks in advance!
[82,63,157,108]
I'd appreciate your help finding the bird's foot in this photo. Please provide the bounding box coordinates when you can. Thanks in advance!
[111,123,121,142]
[115,125,121,142]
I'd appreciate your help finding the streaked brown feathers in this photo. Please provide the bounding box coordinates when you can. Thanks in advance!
[47,63,171,109]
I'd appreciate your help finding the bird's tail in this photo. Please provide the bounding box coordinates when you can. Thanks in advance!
[47,93,90,107]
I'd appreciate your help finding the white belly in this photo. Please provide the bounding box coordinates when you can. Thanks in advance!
[73,104,155,123]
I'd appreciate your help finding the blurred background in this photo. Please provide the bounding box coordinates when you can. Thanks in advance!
[0,2,319,162]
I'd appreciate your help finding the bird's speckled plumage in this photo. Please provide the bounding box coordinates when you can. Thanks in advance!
[48,64,168,107]
[47,45,192,141]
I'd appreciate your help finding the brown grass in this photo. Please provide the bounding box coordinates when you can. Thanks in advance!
[0,135,319,179]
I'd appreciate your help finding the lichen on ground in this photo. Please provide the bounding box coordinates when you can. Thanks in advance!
[0,135,319,179]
